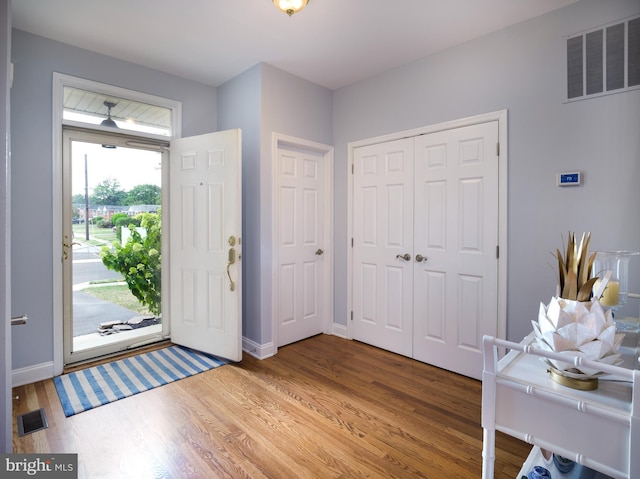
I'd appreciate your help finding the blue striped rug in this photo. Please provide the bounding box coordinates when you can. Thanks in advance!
[53,345,228,417]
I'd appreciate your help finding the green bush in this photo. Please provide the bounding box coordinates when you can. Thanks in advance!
[101,212,161,316]
[111,212,129,226]
[96,219,113,228]
[112,213,141,240]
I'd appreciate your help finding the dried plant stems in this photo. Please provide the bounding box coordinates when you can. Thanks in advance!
[556,232,598,301]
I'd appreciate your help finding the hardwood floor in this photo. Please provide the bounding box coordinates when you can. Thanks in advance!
[12,334,529,478]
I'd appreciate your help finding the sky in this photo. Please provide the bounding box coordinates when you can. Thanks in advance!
[71,141,162,196]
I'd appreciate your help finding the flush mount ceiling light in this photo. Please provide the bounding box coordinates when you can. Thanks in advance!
[273,0,309,17]
[100,100,118,128]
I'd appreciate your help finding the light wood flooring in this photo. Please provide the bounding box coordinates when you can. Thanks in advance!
[13,334,529,478]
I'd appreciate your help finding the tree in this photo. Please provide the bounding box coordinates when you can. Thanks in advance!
[101,212,161,316]
[126,184,161,205]
[71,193,86,205]
[92,178,126,205]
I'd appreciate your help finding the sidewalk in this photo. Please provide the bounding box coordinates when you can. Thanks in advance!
[72,242,140,337]
[73,290,142,336]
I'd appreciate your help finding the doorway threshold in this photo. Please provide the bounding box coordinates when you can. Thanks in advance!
[72,324,164,354]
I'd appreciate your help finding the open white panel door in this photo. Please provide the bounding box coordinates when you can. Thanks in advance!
[169,129,242,361]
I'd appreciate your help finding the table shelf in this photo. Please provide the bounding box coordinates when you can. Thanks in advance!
[518,446,613,479]
[481,326,640,479]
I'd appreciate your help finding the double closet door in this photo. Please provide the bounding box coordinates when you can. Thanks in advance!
[352,121,499,380]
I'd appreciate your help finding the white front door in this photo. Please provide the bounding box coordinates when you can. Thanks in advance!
[412,121,499,379]
[169,129,242,361]
[352,138,415,357]
[275,143,329,347]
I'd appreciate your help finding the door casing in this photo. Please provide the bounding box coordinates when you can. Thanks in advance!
[271,133,334,355]
[52,74,182,375]
[347,110,508,349]
[61,128,169,365]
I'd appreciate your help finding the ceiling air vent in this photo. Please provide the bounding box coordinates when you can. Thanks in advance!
[565,14,640,102]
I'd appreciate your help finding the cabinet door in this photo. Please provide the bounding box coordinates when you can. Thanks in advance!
[352,138,414,356]
[412,121,499,380]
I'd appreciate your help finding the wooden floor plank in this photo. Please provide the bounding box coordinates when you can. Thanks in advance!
[13,334,530,478]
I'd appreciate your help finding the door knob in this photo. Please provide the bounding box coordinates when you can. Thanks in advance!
[396,253,411,261]
[315,249,324,256]
[415,254,428,263]
[11,315,28,326]
[62,236,81,260]
[227,247,237,291]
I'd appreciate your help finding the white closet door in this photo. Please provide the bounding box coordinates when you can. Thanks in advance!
[352,138,414,356]
[412,121,499,380]
[276,145,326,347]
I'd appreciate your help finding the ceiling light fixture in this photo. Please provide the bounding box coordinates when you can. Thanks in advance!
[273,0,309,17]
[100,100,118,128]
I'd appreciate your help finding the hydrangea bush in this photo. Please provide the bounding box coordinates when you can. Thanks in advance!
[101,212,162,316]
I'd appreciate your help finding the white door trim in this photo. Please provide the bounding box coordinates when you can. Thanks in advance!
[52,73,182,374]
[60,129,170,365]
[271,133,334,354]
[347,110,508,342]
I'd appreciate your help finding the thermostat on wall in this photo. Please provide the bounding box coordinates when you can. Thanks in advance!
[557,171,582,186]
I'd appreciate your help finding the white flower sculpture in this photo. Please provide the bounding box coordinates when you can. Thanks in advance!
[532,297,624,378]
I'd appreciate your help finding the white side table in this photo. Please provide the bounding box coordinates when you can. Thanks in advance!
[481,329,640,479]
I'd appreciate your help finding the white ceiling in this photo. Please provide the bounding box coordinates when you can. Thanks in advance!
[12,0,580,90]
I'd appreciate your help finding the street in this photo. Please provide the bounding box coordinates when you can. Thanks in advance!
[72,243,141,337]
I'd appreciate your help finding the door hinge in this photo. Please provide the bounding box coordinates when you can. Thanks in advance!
[350,311,353,321]
[352,163,354,174]
[351,237,354,247]
[496,245,499,259]
[496,142,500,156]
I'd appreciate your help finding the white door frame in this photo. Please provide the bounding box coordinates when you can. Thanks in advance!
[52,73,182,375]
[60,128,170,365]
[347,110,508,342]
[271,133,334,354]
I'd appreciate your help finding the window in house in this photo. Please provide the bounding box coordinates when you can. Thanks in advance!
[63,86,173,137]
[55,73,181,139]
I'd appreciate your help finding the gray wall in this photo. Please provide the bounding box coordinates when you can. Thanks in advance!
[217,64,262,342]
[332,0,640,343]
[218,63,332,346]
[10,29,218,370]
[1,0,11,454]
[9,0,640,373]
[259,64,332,345]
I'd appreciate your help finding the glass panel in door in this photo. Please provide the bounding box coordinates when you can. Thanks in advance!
[63,129,167,364]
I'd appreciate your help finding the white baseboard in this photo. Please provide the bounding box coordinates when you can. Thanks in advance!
[14,333,344,384]
[12,361,55,387]
[242,336,275,360]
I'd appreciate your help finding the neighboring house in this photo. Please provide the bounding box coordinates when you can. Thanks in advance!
[72,204,159,222]
[2,0,640,453]
[126,205,159,216]
[73,204,131,222]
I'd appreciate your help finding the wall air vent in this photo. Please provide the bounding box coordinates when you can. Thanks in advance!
[565,14,640,102]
